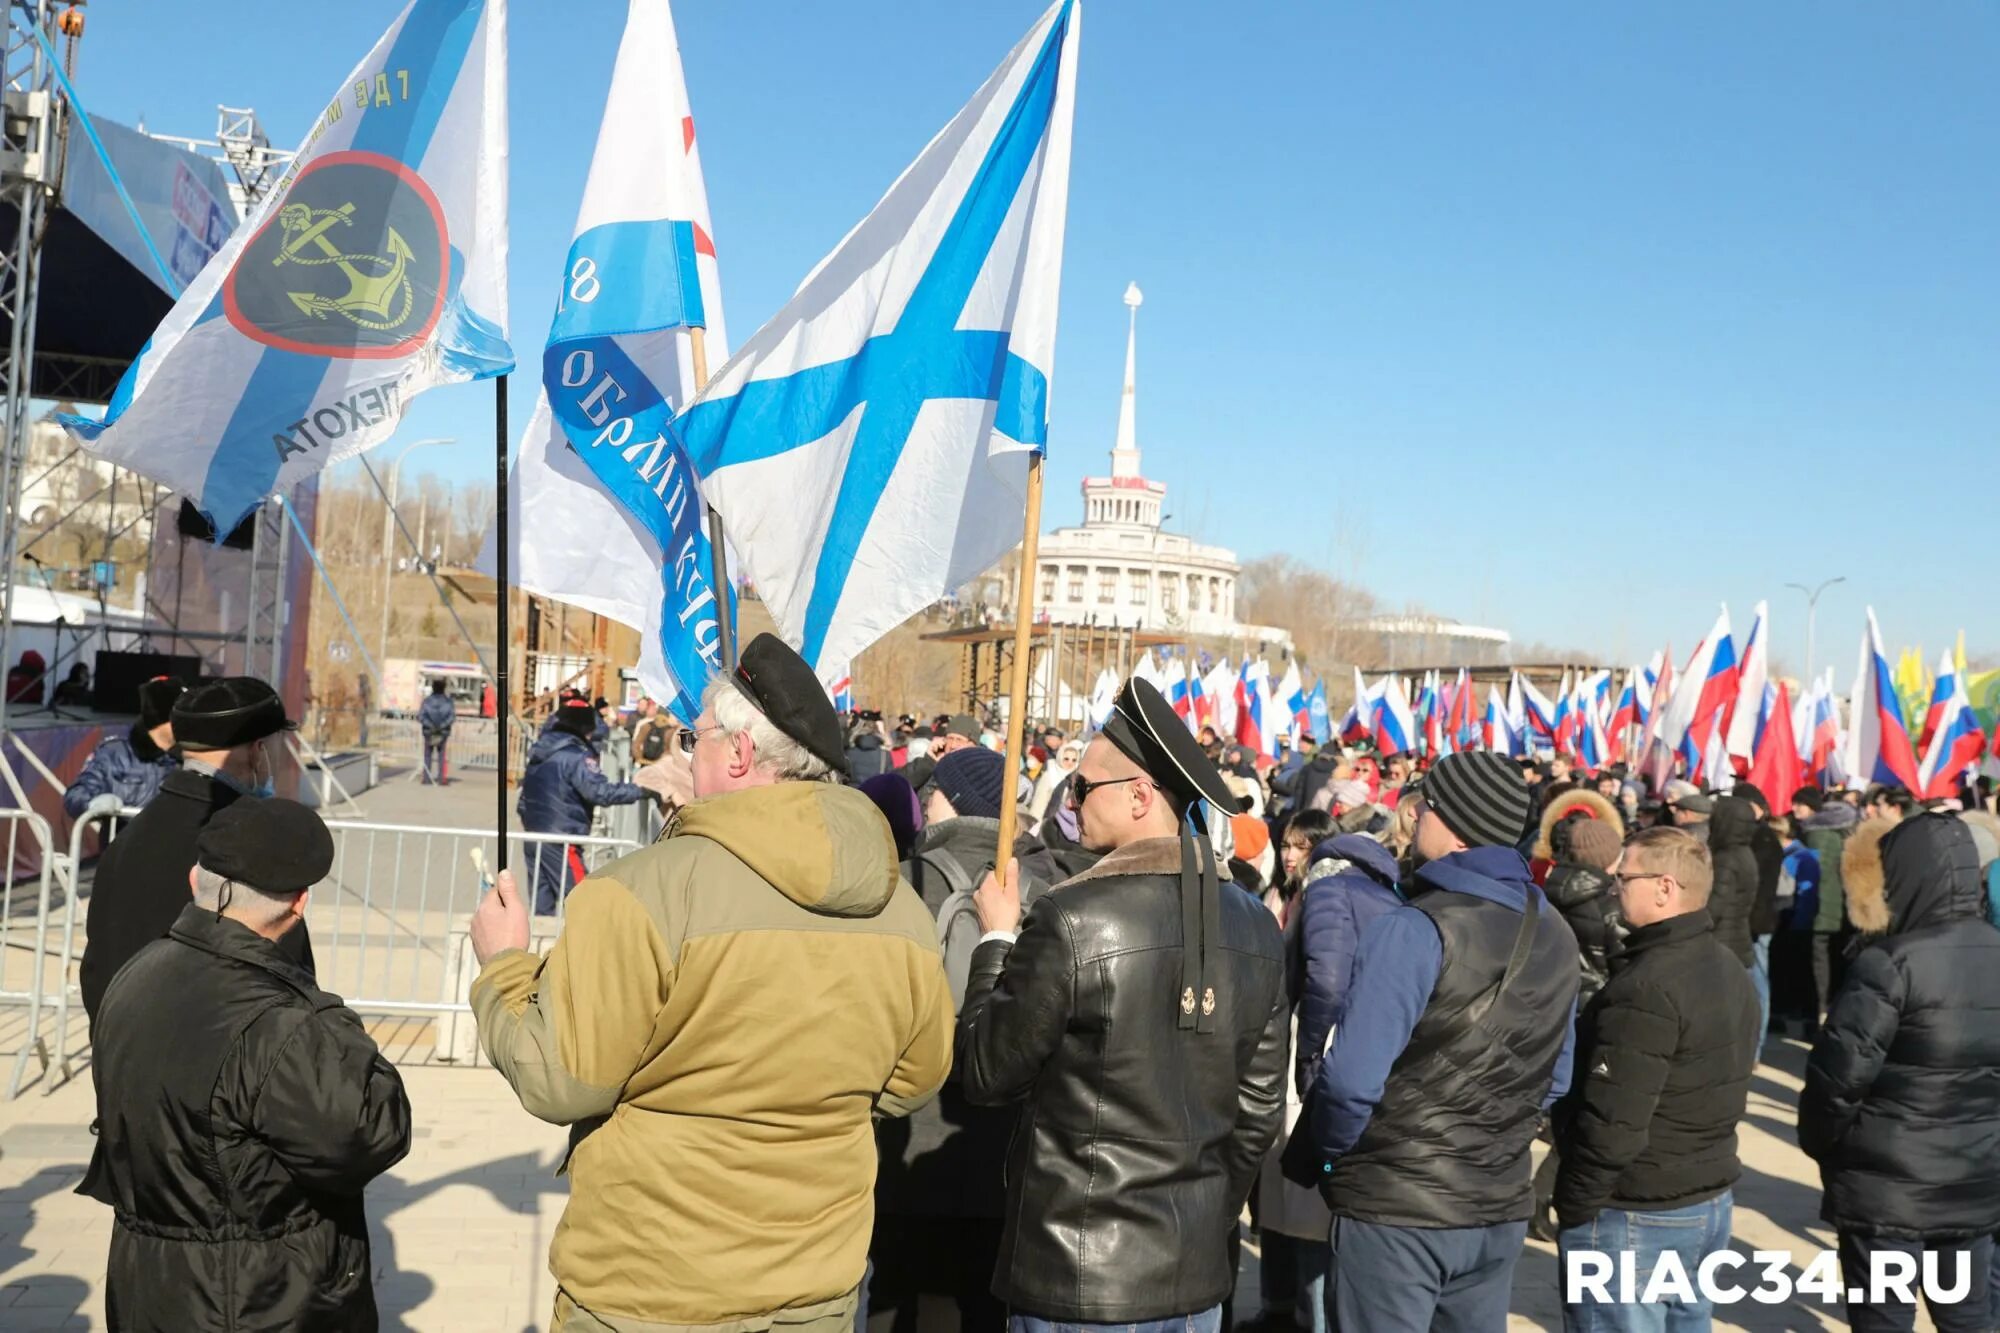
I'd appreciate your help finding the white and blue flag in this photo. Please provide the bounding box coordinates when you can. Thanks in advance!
[675,0,1081,673]
[510,0,730,724]
[63,0,511,534]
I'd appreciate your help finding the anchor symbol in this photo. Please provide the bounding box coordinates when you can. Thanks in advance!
[270,201,415,332]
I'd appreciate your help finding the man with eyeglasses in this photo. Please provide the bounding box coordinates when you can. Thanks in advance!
[1553,825,1759,1330]
[471,633,951,1333]
[955,676,1287,1333]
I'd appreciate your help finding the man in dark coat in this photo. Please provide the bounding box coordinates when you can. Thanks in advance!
[417,678,456,785]
[957,678,1287,1331]
[1299,750,1578,1332]
[62,676,184,820]
[1555,826,1760,1328]
[1795,787,1859,1027]
[1707,792,1761,973]
[79,677,312,1026]
[517,695,652,915]
[81,798,411,1331]
[1731,781,1788,1041]
[1799,812,2000,1333]
[871,744,1018,1333]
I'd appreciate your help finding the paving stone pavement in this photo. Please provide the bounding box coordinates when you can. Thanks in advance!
[0,772,1928,1329]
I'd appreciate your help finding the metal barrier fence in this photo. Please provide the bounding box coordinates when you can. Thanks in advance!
[14,808,642,1097]
[0,808,56,1098]
[368,714,535,775]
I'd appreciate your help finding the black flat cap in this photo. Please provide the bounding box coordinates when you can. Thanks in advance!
[1100,677,1234,812]
[172,677,296,751]
[730,634,849,777]
[195,797,334,894]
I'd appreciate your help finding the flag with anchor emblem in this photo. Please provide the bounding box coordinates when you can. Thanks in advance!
[63,0,511,535]
[675,0,1080,673]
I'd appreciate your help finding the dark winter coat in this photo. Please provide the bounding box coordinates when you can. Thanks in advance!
[81,905,411,1331]
[1553,908,1760,1227]
[62,724,177,820]
[1798,813,2000,1240]
[1706,796,1760,966]
[845,733,890,782]
[1749,820,1786,936]
[878,815,1037,1222]
[1291,833,1403,1095]
[417,692,455,735]
[1543,861,1623,1008]
[79,769,315,1024]
[1293,751,1341,816]
[956,837,1287,1323]
[516,730,644,840]
[1801,802,1859,933]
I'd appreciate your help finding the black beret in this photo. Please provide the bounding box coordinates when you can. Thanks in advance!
[729,634,849,777]
[172,677,296,750]
[137,676,187,729]
[195,797,334,894]
[1099,677,1234,812]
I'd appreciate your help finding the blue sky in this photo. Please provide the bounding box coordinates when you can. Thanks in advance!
[73,1,1998,668]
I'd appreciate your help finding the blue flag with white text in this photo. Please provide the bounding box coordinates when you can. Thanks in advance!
[533,0,733,723]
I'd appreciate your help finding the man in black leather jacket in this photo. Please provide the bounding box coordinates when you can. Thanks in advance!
[956,678,1287,1333]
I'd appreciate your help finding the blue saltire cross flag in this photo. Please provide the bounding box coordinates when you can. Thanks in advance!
[62,0,511,534]
[672,0,1081,674]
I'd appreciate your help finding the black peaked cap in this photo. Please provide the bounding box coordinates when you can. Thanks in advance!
[195,797,335,894]
[731,634,850,778]
[1099,677,1235,812]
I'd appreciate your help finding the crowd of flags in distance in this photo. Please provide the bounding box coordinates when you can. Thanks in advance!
[43,0,1993,806]
[1063,602,2000,808]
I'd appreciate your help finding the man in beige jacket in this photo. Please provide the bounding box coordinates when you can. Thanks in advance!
[473,635,953,1333]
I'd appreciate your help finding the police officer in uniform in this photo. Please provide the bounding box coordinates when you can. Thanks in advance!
[80,677,315,1025]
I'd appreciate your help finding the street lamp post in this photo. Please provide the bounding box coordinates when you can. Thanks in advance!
[379,437,453,668]
[1784,576,1846,683]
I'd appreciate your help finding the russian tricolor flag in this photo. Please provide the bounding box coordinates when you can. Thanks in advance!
[1916,650,1985,800]
[1376,674,1417,755]
[1724,601,1768,769]
[1845,608,1921,792]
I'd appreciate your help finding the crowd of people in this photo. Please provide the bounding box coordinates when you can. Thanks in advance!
[55,647,2000,1332]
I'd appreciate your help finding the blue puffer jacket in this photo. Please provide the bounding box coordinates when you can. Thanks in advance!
[515,730,644,838]
[417,692,456,735]
[62,725,178,820]
[1291,833,1404,1095]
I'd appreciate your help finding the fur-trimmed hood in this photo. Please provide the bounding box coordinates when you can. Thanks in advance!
[1535,788,1623,861]
[1844,812,1985,936]
[1961,809,2000,872]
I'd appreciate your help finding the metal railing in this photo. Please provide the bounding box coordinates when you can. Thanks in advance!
[368,714,535,775]
[0,807,56,1097]
[18,808,642,1097]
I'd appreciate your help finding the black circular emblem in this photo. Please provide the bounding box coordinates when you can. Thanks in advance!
[225,150,449,360]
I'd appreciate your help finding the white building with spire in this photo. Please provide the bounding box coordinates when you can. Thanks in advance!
[1019,284,1259,640]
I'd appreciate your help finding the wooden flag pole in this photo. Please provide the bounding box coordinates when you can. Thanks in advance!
[995,454,1046,868]
[688,327,737,670]
[494,373,510,871]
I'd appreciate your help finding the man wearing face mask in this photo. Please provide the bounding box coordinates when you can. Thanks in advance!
[79,676,315,1027]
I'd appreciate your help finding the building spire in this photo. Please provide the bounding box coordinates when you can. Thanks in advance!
[1111,282,1142,478]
